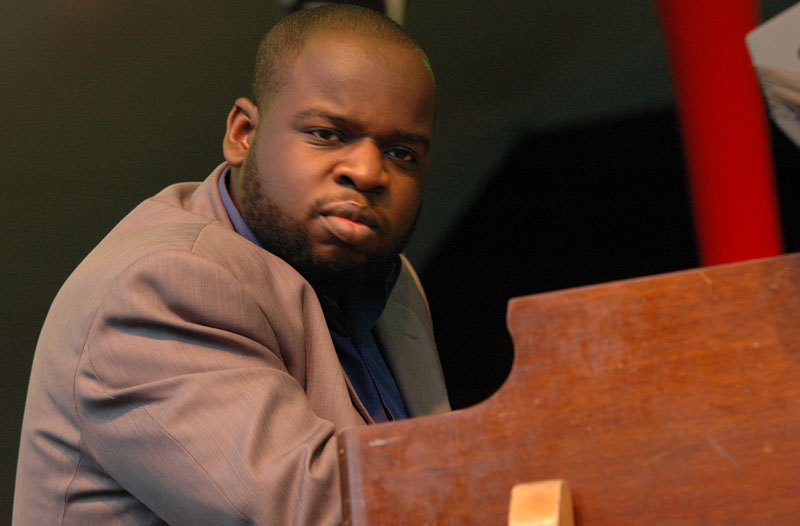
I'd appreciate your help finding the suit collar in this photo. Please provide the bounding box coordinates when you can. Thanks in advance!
[185,162,235,228]
[374,257,451,417]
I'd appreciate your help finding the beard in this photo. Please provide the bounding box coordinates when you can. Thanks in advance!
[237,154,414,293]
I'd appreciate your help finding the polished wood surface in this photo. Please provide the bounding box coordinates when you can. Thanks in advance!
[338,254,800,525]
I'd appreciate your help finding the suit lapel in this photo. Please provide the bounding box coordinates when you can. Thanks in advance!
[374,265,450,418]
[341,370,375,424]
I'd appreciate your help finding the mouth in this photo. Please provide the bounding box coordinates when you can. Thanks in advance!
[318,200,381,246]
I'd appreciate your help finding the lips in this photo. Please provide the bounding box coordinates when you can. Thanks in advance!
[318,200,382,246]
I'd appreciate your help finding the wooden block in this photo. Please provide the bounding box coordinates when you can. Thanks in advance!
[509,480,574,526]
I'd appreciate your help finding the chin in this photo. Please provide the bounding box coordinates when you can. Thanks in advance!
[307,248,393,287]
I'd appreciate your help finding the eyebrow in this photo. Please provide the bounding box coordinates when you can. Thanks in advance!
[293,108,431,152]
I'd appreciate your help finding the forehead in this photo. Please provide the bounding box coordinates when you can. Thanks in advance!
[271,31,435,130]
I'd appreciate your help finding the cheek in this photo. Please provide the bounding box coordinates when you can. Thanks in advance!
[253,153,314,211]
[391,180,423,227]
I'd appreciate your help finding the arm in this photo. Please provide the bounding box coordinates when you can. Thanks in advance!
[76,249,347,525]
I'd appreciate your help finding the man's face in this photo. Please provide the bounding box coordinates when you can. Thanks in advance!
[233,32,435,291]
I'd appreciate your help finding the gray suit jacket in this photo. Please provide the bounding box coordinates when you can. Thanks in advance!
[13,164,449,525]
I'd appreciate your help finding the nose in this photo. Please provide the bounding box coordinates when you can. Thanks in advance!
[333,139,388,193]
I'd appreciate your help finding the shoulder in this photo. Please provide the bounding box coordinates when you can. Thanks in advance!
[60,169,312,342]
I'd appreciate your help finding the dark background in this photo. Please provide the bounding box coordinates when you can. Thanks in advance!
[3,1,800,521]
[426,112,800,409]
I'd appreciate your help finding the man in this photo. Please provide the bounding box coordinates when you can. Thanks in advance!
[13,5,448,525]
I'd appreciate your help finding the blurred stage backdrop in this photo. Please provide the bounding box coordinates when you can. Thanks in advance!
[3,1,800,520]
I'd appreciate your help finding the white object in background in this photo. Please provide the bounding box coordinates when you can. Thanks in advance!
[747,2,800,147]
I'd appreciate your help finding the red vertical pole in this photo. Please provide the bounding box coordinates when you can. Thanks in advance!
[656,0,783,265]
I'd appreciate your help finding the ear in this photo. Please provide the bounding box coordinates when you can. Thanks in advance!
[223,97,259,167]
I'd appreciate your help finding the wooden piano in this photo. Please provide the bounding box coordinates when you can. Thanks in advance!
[338,253,800,525]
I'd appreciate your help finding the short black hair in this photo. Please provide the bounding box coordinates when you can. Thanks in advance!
[251,4,432,109]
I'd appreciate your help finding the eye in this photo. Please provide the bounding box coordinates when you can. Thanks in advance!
[385,146,418,164]
[307,128,345,143]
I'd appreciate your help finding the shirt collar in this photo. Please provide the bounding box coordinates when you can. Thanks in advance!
[218,166,262,247]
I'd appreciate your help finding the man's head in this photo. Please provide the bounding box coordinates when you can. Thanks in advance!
[223,5,435,296]
[249,4,432,111]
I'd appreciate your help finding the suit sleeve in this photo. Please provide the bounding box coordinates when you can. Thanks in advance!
[75,249,343,525]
